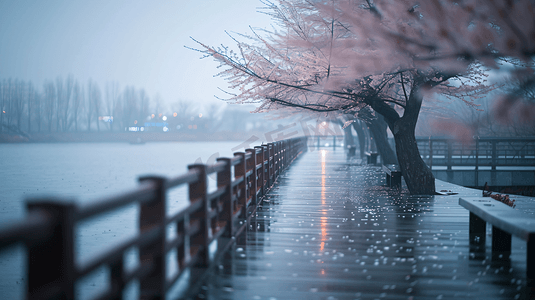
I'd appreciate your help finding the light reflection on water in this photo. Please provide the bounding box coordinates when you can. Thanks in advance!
[0,141,240,300]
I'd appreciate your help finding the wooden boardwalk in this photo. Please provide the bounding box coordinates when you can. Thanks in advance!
[181,148,533,300]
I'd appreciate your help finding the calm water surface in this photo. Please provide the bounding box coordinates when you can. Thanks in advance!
[0,141,242,299]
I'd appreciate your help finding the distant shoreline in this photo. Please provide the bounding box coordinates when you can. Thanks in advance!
[0,131,264,143]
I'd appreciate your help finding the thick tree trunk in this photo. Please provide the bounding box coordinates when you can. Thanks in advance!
[368,116,397,165]
[392,126,435,194]
[389,80,435,195]
[365,77,436,195]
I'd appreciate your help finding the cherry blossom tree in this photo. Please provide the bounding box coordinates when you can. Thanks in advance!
[192,0,533,194]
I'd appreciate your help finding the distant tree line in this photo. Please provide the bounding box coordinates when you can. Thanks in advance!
[0,76,158,134]
[0,75,277,135]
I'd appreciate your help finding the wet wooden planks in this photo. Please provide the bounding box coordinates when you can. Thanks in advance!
[181,149,532,300]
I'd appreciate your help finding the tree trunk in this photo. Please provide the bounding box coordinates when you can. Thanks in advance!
[368,116,397,165]
[389,80,435,195]
[365,77,435,195]
[343,124,355,147]
[336,118,356,157]
[352,120,367,159]
[392,126,435,194]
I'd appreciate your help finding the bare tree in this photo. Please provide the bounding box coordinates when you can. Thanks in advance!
[92,83,102,132]
[121,86,138,128]
[71,81,82,132]
[13,79,26,132]
[170,100,196,131]
[140,89,150,124]
[55,77,64,132]
[105,81,120,131]
[60,75,74,132]
[44,81,56,132]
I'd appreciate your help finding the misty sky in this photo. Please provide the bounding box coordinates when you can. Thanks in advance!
[0,0,272,108]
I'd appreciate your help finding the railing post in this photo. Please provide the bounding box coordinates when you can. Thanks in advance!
[110,256,126,299]
[27,198,75,300]
[273,142,278,178]
[447,139,452,171]
[475,136,479,186]
[262,144,269,190]
[268,143,274,186]
[429,137,433,169]
[491,139,497,171]
[187,165,210,267]
[246,148,258,207]
[282,140,286,170]
[277,141,282,177]
[234,152,247,217]
[138,176,167,299]
[255,146,265,198]
[216,158,233,237]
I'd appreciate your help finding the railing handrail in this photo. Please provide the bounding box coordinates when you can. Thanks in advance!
[416,136,535,142]
[0,137,308,300]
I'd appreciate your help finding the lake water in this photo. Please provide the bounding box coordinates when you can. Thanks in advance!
[0,141,245,299]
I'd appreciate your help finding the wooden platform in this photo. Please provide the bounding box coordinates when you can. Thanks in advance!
[179,149,534,299]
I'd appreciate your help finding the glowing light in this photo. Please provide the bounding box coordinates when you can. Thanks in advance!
[322,121,327,126]
[99,116,113,122]
[320,149,327,252]
[199,113,203,118]
[173,112,177,117]
[162,116,167,121]
[158,113,162,117]
[163,126,169,132]
[151,114,155,118]
[2,111,5,113]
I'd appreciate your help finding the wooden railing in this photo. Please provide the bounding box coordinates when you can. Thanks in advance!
[310,135,535,169]
[0,137,307,300]
[416,137,535,170]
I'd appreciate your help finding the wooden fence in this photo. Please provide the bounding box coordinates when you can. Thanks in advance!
[0,137,308,300]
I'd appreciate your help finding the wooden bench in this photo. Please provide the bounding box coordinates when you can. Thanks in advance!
[459,197,535,279]
[364,151,378,164]
[382,164,402,188]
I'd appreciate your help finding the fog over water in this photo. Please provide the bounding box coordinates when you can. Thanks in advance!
[0,141,241,299]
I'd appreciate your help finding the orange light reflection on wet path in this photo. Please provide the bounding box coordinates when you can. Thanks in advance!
[320,150,327,252]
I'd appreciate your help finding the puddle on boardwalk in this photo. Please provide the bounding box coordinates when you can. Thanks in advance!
[177,149,531,300]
